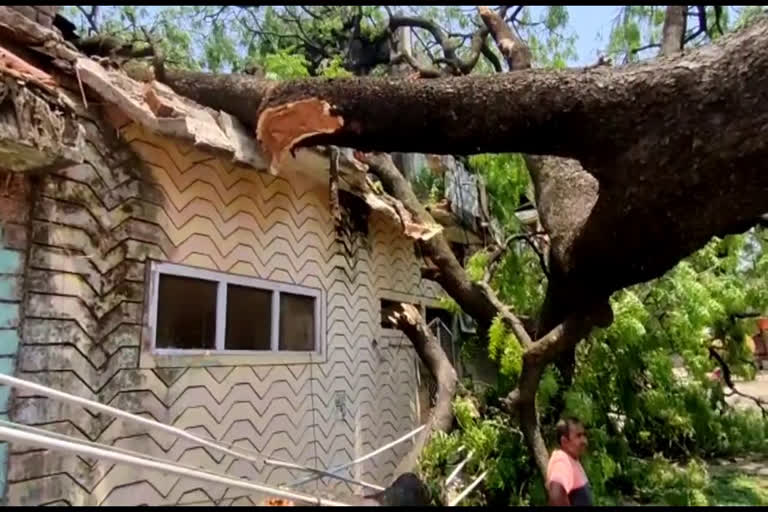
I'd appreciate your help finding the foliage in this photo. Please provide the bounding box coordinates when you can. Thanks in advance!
[487,314,523,384]
[468,154,529,232]
[605,5,736,64]
[410,166,445,205]
[422,229,768,505]
[706,470,768,506]
[418,396,542,506]
[262,50,310,79]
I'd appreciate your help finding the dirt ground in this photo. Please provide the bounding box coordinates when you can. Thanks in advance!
[727,371,768,410]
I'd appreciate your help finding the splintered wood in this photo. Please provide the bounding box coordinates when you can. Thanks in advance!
[0,45,57,92]
[256,98,343,174]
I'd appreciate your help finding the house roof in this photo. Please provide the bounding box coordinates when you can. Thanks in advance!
[0,6,520,248]
[0,6,452,245]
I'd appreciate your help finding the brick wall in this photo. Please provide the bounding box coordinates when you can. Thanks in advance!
[0,172,32,504]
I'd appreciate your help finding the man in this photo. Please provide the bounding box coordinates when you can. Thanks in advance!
[546,417,592,506]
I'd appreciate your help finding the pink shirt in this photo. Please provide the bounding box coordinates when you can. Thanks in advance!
[546,449,591,504]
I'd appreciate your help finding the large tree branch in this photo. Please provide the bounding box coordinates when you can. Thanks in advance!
[480,42,503,72]
[150,16,768,479]
[363,152,512,332]
[390,51,446,78]
[157,15,768,313]
[660,6,687,57]
[388,14,489,76]
[384,303,458,476]
[154,16,768,184]
[477,5,531,70]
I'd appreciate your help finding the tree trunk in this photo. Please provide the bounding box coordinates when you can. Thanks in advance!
[149,11,768,486]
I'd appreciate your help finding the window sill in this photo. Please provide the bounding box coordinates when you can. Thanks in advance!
[140,349,325,368]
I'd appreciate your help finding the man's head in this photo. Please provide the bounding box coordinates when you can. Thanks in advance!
[556,417,588,459]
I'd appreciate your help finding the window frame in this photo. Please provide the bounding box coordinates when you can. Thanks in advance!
[147,261,323,357]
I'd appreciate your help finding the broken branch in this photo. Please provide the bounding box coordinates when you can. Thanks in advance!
[384,302,458,476]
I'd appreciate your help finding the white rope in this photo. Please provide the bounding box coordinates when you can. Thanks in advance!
[444,449,474,487]
[266,459,385,492]
[0,373,391,492]
[448,470,488,506]
[0,422,350,506]
[288,424,426,488]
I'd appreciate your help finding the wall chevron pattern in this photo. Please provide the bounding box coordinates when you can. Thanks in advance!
[6,111,442,505]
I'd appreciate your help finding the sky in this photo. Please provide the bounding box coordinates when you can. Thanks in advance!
[555,5,623,65]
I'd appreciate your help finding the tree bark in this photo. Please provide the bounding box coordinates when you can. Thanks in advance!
[476,6,604,430]
[149,11,768,483]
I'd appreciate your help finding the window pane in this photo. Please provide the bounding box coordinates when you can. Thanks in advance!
[226,284,272,350]
[279,293,315,351]
[156,274,217,350]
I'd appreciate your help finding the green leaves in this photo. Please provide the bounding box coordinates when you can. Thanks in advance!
[488,314,523,382]
[562,228,768,503]
[262,50,311,79]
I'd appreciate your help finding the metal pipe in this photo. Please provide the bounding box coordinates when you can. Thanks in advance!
[0,373,263,464]
[0,418,287,503]
[0,419,266,489]
[448,470,488,506]
[266,459,385,492]
[0,423,350,507]
[5,420,379,501]
[444,449,474,487]
[288,424,426,488]
[0,374,385,492]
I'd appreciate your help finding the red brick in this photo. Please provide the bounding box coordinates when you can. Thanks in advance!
[0,199,28,224]
[0,173,30,198]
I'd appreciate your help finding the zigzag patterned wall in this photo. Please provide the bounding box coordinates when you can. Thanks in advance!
[6,111,442,505]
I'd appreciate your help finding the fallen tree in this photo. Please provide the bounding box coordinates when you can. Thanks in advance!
[143,9,768,475]
[55,4,759,484]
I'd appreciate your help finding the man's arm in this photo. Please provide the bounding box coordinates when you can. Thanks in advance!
[548,482,571,506]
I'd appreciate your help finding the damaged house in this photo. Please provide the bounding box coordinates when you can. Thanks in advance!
[0,6,497,506]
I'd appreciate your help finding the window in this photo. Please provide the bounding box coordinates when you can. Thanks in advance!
[149,262,321,354]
